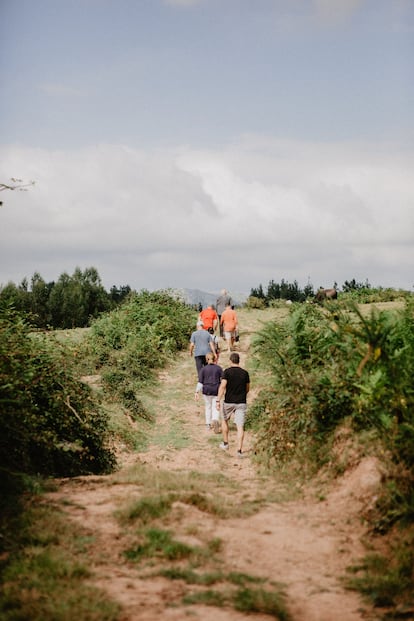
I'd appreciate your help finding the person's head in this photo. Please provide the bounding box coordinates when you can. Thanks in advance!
[206,353,214,364]
[208,327,214,335]
[221,289,227,295]
[229,352,240,365]
[196,320,204,329]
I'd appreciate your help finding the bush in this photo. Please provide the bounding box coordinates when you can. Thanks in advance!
[245,296,266,310]
[86,289,196,416]
[252,300,414,478]
[0,307,115,482]
[251,299,414,609]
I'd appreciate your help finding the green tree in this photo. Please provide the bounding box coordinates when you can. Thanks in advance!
[30,272,52,327]
[250,284,265,299]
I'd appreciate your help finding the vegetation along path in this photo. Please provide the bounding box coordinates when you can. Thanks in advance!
[45,309,381,621]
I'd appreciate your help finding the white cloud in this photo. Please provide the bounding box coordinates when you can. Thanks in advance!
[39,83,86,98]
[163,0,203,7]
[0,138,413,293]
[313,0,365,25]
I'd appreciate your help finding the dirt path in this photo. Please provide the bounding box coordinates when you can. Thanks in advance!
[46,311,381,621]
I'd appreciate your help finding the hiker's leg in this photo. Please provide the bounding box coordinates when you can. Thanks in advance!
[203,395,213,426]
[221,417,229,443]
[212,397,220,422]
[234,405,247,452]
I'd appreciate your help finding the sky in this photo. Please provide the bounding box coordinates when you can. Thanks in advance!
[0,0,413,297]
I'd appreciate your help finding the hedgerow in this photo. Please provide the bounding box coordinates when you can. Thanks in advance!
[86,289,195,418]
[251,299,414,610]
[0,307,116,485]
[252,300,414,469]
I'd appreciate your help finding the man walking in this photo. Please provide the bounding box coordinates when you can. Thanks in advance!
[220,303,238,352]
[198,305,218,332]
[189,320,216,376]
[216,289,233,337]
[216,352,250,458]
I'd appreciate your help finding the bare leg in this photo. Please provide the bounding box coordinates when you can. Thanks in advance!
[236,424,244,452]
[221,418,229,444]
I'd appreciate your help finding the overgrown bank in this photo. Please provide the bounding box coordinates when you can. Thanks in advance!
[249,300,414,614]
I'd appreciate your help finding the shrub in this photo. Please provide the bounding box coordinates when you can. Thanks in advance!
[245,296,267,310]
[86,289,195,416]
[0,307,115,483]
[252,300,414,477]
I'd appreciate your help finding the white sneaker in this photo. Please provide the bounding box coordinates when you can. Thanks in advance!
[219,442,229,451]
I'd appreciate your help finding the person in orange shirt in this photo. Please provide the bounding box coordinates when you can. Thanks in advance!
[220,304,238,352]
[198,305,218,332]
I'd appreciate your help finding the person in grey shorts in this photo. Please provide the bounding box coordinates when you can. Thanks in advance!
[216,352,250,458]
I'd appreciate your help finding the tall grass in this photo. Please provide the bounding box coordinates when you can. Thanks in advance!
[251,299,414,611]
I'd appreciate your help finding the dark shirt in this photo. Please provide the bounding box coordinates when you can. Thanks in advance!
[223,366,250,403]
[199,364,223,396]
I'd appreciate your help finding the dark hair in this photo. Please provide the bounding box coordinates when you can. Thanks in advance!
[208,327,214,334]
[229,352,239,364]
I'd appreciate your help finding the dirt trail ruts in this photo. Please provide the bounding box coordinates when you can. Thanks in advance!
[45,313,381,621]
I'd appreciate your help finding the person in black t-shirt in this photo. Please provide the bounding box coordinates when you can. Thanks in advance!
[216,352,250,458]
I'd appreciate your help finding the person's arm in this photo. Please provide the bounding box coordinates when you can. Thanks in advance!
[216,378,227,410]
[189,341,194,356]
[246,382,250,395]
[195,381,203,400]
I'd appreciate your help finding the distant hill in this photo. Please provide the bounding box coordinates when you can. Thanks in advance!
[172,288,248,308]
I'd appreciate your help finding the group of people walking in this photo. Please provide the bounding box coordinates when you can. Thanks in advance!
[189,289,250,458]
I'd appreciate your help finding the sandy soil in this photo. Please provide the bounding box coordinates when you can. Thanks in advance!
[46,311,383,621]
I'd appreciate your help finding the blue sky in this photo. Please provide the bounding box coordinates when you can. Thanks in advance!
[1,0,413,295]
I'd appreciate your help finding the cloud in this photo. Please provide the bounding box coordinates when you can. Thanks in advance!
[313,0,366,25]
[0,138,413,293]
[39,83,86,98]
[163,0,203,7]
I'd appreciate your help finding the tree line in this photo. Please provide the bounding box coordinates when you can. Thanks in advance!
[1,269,411,328]
[248,278,410,306]
[0,267,131,329]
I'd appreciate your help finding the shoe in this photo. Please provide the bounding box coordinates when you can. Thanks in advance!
[237,450,243,459]
[219,442,229,451]
[206,424,211,430]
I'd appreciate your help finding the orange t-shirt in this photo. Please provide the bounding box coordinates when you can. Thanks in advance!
[199,307,218,330]
[220,308,237,332]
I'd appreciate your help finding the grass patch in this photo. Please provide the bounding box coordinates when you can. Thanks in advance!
[113,462,276,523]
[182,585,291,620]
[183,589,227,607]
[0,498,120,621]
[346,539,414,610]
[124,527,200,563]
[160,567,224,585]
[119,495,174,525]
[158,561,289,619]
[234,586,290,619]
